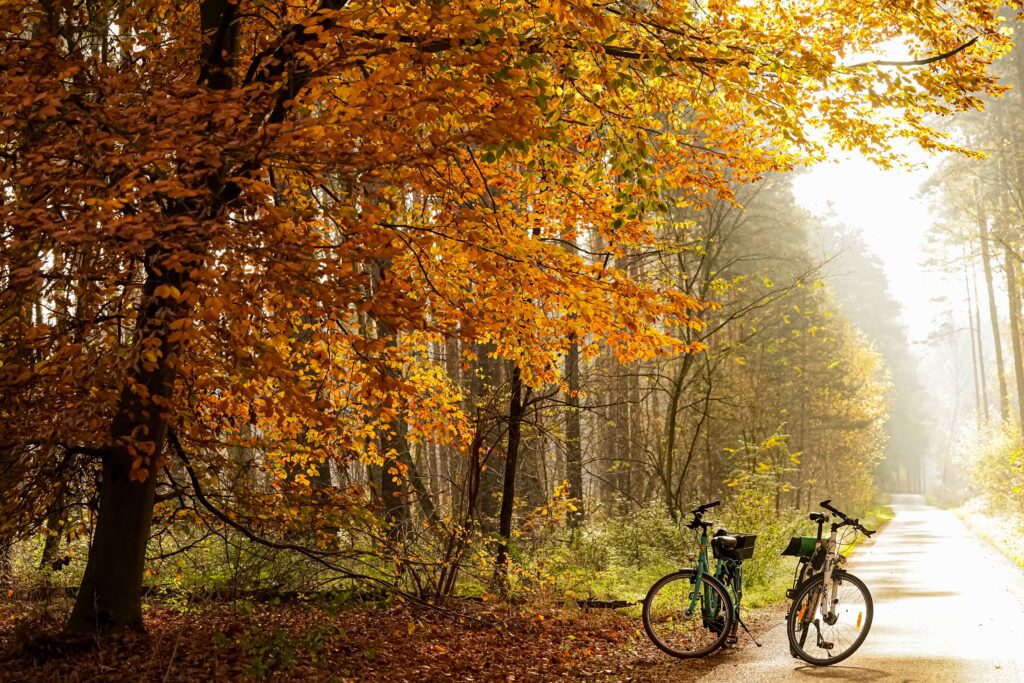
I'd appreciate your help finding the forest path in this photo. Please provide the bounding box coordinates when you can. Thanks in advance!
[681,494,1024,682]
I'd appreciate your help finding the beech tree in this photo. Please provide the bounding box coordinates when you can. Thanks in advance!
[0,0,1009,633]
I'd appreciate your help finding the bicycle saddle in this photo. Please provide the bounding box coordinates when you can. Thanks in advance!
[712,534,738,548]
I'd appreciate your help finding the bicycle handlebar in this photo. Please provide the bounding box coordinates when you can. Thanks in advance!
[685,500,720,529]
[820,499,875,537]
[690,500,721,515]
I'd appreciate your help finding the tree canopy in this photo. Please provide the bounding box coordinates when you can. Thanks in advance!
[0,0,1013,633]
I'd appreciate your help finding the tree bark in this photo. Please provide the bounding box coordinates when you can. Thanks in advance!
[972,261,991,424]
[66,252,185,634]
[565,341,584,525]
[1005,247,1024,437]
[979,210,1010,422]
[380,417,412,539]
[475,345,504,524]
[966,262,984,430]
[0,538,11,589]
[494,365,527,587]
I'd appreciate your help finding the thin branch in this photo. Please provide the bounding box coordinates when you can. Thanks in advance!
[846,36,979,69]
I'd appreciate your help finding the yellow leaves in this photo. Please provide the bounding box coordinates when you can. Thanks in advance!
[721,65,749,87]
[153,284,182,300]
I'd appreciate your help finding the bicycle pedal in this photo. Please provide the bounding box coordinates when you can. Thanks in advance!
[726,635,738,645]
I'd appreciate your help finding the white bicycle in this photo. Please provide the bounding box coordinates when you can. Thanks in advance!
[782,499,875,666]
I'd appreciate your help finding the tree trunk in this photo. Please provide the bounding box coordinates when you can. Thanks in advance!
[1005,247,1024,437]
[0,537,11,589]
[979,211,1010,422]
[65,0,243,636]
[65,252,186,634]
[972,261,991,424]
[565,342,584,525]
[39,499,67,572]
[966,262,984,430]
[66,455,158,633]
[494,365,527,587]
[475,345,504,524]
[380,417,412,539]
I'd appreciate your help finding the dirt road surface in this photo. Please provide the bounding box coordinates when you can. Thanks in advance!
[694,494,1024,682]
[633,494,1024,682]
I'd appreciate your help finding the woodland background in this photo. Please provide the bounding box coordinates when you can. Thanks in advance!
[1,0,1024,680]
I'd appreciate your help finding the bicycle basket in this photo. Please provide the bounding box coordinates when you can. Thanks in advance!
[712,530,757,561]
[781,536,817,559]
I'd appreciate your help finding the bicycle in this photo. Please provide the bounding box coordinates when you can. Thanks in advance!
[642,500,759,658]
[782,499,875,665]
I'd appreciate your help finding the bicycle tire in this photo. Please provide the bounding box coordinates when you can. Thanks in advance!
[788,559,818,656]
[787,570,873,666]
[642,569,735,658]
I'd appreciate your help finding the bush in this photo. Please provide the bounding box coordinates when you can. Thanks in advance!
[964,423,1024,516]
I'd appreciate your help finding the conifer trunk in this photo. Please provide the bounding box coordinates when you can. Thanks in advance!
[979,211,1009,422]
[565,342,583,525]
[1005,248,1024,437]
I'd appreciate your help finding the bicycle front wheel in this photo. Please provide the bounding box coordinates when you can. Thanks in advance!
[642,569,734,658]
[787,570,873,665]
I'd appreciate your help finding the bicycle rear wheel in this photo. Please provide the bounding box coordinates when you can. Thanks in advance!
[642,569,734,658]
[787,571,872,665]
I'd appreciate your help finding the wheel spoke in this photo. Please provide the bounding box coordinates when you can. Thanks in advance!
[788,573,872,665]
[644,571,732,658]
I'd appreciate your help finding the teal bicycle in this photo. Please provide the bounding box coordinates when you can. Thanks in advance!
[642,500,759,658]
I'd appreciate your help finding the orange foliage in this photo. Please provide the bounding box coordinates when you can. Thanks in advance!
[0,0,1010,535]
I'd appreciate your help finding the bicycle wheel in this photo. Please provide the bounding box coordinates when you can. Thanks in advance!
[787,571,873,665]
[789,561,816,656]
[643,570,734,658]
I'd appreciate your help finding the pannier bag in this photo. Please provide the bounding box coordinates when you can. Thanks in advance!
[781,536,817,559]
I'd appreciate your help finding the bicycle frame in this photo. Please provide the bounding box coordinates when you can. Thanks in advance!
[815,526,843,621]
[798,518,850,625]
[687,525,742,622]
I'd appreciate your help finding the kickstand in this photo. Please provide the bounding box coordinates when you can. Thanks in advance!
[737,616,762,647]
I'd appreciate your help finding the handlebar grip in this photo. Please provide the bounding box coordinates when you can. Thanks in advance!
[819,499,845,518]
[691,500,721,514]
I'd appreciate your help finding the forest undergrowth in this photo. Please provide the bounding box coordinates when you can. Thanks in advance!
[0,498,890,682]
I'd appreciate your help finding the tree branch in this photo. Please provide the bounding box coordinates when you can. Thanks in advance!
[846,36,979,69]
